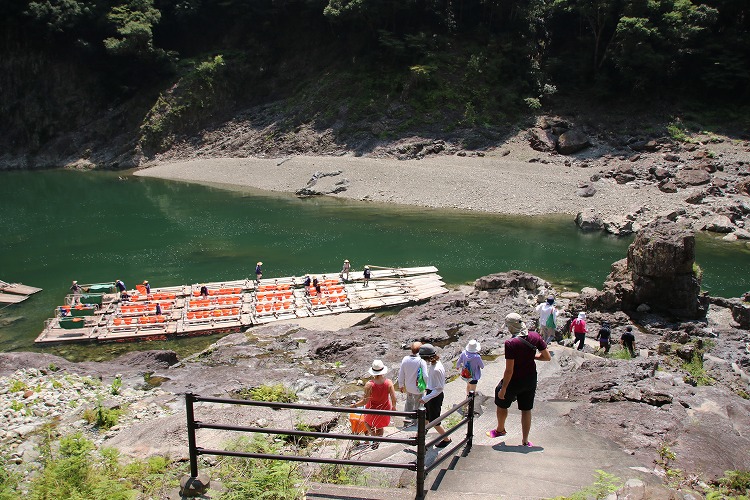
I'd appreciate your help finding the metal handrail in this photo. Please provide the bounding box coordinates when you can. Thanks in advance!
[185,391,476,500]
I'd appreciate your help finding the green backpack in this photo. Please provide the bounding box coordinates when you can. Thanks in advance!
[416,366,427,391]
[545,311,556,328]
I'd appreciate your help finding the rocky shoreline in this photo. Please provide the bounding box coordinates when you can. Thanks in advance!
[1,221,748,496]
[133,115,750,242]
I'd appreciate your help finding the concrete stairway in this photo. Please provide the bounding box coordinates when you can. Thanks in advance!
[305,343,662,499]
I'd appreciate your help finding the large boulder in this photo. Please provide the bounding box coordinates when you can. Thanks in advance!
[582,219,705,319]
[556,129,590,154]
[575,208,603,231]
[702,215,735,233]
[474,270,543,292]
[628,220,696,277]
[675,168,711,186]
[528,128,557,152]
[732,302,750,329]
[627,219,704,318]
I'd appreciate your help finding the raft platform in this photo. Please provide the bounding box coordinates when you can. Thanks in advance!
[0,280,43,304]
[34,266,448,345]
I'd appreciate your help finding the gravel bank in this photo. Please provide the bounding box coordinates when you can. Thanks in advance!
[135,152,688,220]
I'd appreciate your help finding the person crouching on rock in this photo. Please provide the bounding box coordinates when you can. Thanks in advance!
[350,359,397,449]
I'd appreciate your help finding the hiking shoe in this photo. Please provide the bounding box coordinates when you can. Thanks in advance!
[486,429,507,438]
[435,439,451,449]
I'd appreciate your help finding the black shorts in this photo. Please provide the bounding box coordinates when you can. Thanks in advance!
[494,374,537,411]
[424,390,444,422]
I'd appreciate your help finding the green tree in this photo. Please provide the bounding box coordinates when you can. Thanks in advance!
[104,0,162,58]
[26,0,94,34]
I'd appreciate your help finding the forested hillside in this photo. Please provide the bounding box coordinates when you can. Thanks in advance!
[1,0,748,168]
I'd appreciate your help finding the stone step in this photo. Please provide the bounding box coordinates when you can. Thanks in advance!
[444,449,627,471]
[428,468,590,498]
[304,482,415,500]
[425,443,652,498]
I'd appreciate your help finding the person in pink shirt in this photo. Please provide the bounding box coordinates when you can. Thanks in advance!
[570,312,588,350]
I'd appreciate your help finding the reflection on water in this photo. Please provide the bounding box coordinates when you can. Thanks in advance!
[1,169,748,360]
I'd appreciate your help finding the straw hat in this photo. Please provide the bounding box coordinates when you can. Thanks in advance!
[465,340,481,353]
[344,259,349,263]
[505,313,528,336]
[364,265,370,269]
[257,262,263,266]
[143,280,148,284]
[368,359,388,376]
[72,280,77,284]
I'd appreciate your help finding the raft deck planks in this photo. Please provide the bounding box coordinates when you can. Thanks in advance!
[0,280,43,296]
[35,266,448,344]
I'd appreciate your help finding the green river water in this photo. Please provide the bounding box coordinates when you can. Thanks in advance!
[1,169,748,361]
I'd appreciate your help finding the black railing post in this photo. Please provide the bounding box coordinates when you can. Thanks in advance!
[185,392,199,478]
[415,404,427,500]
[466,391,475,450]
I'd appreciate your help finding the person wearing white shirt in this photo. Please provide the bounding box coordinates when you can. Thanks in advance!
[418,344,451,448]
[397,342,427,426]
[536,295,559,344]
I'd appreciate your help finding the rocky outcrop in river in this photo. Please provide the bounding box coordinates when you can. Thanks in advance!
[581,218,707,319]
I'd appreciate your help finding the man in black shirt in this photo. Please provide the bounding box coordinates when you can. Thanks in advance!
[621,326,636,357]
[596,321,612,354]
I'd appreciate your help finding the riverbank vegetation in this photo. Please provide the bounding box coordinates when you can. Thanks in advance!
[2,0,748,163]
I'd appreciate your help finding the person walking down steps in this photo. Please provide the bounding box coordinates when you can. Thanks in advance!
[536,295,560,344]
[350,360,398,449]
[596,321,612,354]
[571,312,588,350]
[487,313,551,447]
[419,344,452,448]
[456,339,484,398]
[397,342,427,427]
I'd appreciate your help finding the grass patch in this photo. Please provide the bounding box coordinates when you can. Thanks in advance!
[683,353,714,386]
[608,348,633,360]
[20,432,177,499]
[312,461,369,486]
[233,384,298,404]
[443,413,463,429]
[706,470,750,499]
[551,470,623,499]
[215,435,303,500]
[8,380,27,393]
[693,262,703,280]
[0,454,21,500]
[28,433,134,499]
[82,402,123,430]
[110,375,123,395]
[667,121,694,143]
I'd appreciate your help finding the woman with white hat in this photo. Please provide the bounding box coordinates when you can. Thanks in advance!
[570,312,588,350]
[456,339,484,396]
[350,359,397,448]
